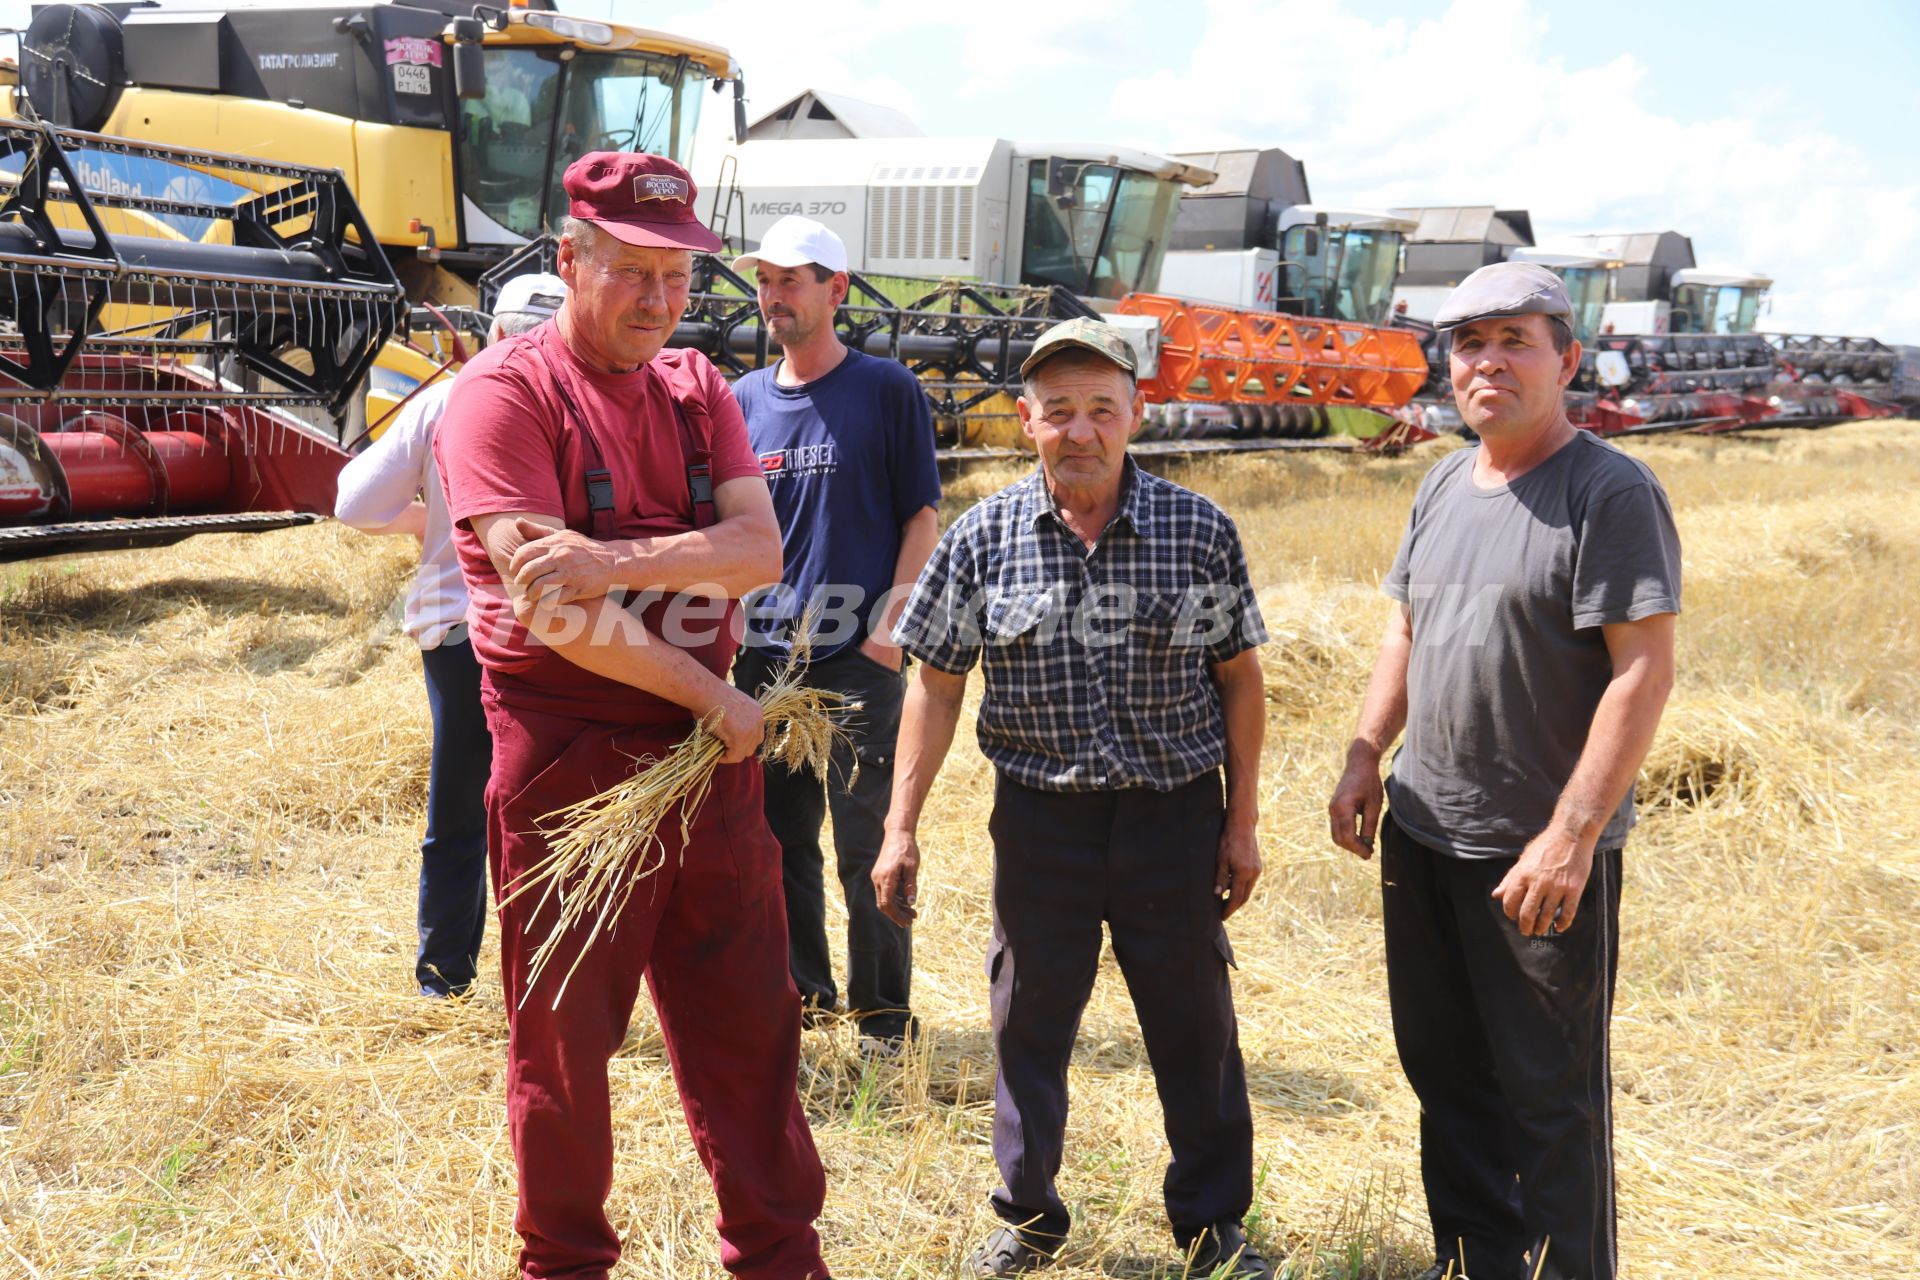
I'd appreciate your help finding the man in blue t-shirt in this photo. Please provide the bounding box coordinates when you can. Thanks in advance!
[730,216,942,1050]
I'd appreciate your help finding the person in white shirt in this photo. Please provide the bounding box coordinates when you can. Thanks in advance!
[335,271,568,997]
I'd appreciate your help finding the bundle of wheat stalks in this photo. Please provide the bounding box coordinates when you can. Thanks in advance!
[501,632,859,1007]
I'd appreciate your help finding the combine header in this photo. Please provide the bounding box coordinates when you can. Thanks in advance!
[1117,294,1429,441]
[0,120,405,561]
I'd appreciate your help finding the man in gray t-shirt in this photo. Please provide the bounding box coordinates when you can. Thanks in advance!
[1383,429,1681,858]
[1328,263,1679,1280]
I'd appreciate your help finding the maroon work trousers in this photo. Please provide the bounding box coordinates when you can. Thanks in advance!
[483,691,829,1280]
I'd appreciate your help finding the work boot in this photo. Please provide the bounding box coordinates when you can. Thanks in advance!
[1180,1222,1273,1279]
[969,1225,1056,1277]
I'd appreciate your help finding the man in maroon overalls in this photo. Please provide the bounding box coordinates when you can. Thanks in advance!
[435,152,830,1280]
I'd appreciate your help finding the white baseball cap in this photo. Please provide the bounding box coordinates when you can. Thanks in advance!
[493,271,568,318]
[733,215,849,276]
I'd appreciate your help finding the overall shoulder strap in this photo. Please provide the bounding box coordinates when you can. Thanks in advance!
[655,361,718,526]
[529,328,618,539]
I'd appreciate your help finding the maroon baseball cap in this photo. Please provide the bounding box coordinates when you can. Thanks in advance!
[563,151,722,252]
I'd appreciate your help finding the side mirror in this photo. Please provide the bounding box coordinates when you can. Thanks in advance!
[1298,227,1320,258]
[733,77,748,143]
[1046,158,1080,207]
[448,17,486,101]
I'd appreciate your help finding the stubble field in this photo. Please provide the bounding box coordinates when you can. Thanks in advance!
[1,421,1915,1278]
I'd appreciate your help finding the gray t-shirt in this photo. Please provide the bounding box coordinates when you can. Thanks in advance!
[1383,430,1682,858]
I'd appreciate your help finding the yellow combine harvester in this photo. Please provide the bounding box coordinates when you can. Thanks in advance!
[7,0,741,433]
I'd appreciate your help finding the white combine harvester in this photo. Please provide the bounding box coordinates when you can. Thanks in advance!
[702,135,1213,306]
[695,136,1431,447]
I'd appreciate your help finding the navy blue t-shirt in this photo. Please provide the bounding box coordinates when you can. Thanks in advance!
[734,348,942,659]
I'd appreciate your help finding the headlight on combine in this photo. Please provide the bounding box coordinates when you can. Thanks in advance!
[523,11,615,45]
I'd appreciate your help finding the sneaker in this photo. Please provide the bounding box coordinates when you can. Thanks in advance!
[969,1225,1055,1277]
[1181,1222,1272,1279]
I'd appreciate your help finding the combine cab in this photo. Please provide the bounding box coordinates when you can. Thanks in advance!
[692,134,1201,446]
[700,135,1204,307]
[1392,208,1619,430]
[1161,148,1415,328]
[1507,246,1613,345]
[0,120,405,561]
[1557,232,1773,340]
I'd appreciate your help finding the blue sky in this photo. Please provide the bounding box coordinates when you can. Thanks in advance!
[4,0,1913,341]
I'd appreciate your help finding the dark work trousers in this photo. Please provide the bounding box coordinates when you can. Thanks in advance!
[416,636,493,996]
[1381,812,1623,1280]
[734,644,911,1038]
[985,769,1253,1245]
[483,693,828,1280]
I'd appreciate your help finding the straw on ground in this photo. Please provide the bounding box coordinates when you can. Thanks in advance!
[1,421,1915,1277]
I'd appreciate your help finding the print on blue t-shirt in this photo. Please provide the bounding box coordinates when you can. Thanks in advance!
[734,349,942,660]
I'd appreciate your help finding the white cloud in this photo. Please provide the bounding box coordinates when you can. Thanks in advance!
[637,1,929,145]
[642,0,1916,343]
[1105,0,1920,342]
[643,0,1154,130]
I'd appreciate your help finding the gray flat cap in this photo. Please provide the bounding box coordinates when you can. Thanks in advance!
[1434,261,1572,330]
[1019,316,1138,380]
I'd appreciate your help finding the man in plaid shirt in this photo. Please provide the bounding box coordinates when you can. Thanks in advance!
[872,319,1272,1279]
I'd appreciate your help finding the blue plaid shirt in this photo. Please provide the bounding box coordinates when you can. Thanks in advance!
[894,458,1267,792]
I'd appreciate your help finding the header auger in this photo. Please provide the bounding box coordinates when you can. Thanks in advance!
[1118,294,1429,442]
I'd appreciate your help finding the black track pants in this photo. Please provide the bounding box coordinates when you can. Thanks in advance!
[735,644,913,1039]
[417,637,492,996]
[1381,813,1622,1280]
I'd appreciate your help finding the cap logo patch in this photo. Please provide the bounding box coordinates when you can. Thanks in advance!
[634,174,689,203]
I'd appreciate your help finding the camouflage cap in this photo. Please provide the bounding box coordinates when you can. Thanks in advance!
[1019,316,1139,381]
[1434,261,1572,330]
